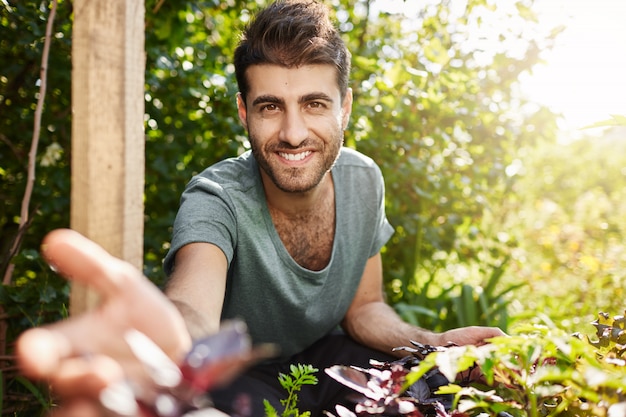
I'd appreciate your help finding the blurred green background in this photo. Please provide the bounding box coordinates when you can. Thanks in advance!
[1,0,625,413]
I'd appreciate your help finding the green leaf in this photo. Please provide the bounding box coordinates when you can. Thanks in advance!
[266,364,318,417]
[435,383,463,394]
[582,114,626,129]
[263,399,279,417]
[15,376,51,410]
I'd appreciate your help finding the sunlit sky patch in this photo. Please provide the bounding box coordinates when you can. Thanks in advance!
[371,0,626,137]
[520,0,626,135]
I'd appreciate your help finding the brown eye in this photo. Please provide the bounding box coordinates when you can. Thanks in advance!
[307,101,327,110]
[262,104,278,112]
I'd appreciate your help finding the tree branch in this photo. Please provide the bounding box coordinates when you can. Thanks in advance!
[3,0,58,285]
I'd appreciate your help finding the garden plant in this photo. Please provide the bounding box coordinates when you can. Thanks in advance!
[1,0,625,415]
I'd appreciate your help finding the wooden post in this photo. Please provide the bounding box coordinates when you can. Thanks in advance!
[70,0,145,314]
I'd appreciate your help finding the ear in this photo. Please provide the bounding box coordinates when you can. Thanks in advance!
[341,88,353,130]
[236,93,248,131]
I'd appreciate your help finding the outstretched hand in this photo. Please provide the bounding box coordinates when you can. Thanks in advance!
[16,229,193,416]
[437,325,507,347]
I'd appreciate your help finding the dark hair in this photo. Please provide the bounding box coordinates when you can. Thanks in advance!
[234,0,351,103]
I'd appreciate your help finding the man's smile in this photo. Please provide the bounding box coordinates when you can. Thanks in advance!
[278,150,313,162]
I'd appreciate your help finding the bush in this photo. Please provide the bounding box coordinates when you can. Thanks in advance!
[325,311,626,416]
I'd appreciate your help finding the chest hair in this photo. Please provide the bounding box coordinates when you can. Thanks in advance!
[269,196,336,271]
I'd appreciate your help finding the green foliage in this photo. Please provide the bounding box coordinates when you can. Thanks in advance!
[405,314,626,416]
[502,132,626,332]
[10,375,53,414]
[0,0,73,273]
[3,0,611,414]
[583,312,626,362]
[0,250,66,414]
[394,252,523,332]
[264,364,318,417]
[339,0,561,329]
[0,249,68,340]
[583,114,626,129]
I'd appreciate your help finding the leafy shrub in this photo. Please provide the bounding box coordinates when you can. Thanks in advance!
[0,249,66,415]
[393,253,522,333]
[503,132,626,332]
[325,312,626,417]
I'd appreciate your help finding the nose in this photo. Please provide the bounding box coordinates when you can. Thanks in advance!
[279,109,308,147]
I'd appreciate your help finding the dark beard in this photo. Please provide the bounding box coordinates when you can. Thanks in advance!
[251,137,343,193]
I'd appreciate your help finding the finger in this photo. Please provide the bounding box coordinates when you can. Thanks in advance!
[16,321,141,383]
[16,327,72,379]
[16,327,128,391]
[17,314,127,373]
[40,229,191,359]
[48,355,125,398]
[41,229,139,299]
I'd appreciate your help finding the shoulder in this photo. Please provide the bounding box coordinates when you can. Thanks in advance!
[334,147,384,183]
[333,147,387,205]
[188,150,258,192]
[335,147,378,169]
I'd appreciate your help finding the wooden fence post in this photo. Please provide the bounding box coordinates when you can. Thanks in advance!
[70,0,145,314]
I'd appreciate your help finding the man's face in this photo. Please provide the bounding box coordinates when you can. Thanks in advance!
[237,64,352,194]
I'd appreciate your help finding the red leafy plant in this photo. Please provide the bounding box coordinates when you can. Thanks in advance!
[324,342,483,417]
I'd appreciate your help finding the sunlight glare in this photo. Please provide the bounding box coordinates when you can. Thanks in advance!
[521,0,626,136]
[371,0,626,138]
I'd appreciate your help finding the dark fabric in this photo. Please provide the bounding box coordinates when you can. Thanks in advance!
[210,332,396,417]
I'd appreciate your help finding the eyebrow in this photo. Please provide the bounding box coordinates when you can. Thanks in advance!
[300,92,334,104]
[251,92,334,107]
[252,95,284,107]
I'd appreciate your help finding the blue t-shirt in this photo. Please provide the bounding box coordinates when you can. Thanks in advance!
[164,147,394,359]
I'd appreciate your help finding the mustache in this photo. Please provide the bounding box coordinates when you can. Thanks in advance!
[268,139,315,151]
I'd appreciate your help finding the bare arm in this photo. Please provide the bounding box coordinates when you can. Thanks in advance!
[341,253,505,357]
[165,242,228,339]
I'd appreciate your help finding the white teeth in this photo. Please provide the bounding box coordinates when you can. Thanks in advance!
[279,151,311,161]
